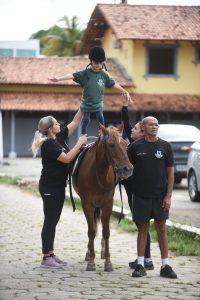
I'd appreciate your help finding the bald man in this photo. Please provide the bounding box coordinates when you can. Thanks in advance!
[128,116,177,279]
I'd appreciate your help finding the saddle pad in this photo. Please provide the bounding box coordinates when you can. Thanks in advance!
[71,143,93,176]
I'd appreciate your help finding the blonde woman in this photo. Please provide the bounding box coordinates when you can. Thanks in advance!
[32,109,87,269]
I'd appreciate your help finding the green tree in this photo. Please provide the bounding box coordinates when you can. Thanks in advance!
[30,16,84,57]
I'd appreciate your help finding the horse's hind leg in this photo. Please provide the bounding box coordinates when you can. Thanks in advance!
[101,208,113,272]
[101,237,105,259]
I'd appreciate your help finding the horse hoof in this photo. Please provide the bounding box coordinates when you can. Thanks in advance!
[101,251,105,259]
[85,252,90,261]
[86,263,96,271]
[104,262,113,272]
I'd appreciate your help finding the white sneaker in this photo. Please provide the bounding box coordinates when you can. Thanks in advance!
[52,254,67,266]
[40,256,62,269]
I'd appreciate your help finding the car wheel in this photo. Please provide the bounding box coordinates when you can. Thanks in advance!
[188,171,200,202]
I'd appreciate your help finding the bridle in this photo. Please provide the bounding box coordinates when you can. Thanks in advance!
[95,134,119,190]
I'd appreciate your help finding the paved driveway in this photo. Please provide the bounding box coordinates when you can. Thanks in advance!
[0,184,200,300]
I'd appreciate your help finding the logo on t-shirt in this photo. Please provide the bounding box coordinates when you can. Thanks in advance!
[155,150,163,158]
[97,79,104,87]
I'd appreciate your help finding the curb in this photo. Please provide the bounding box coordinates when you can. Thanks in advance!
[112,205,200,236]
[65,190,200,236]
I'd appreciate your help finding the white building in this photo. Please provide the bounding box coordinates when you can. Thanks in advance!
[0,40,40,57]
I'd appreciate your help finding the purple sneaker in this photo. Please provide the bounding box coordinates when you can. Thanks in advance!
[51,254,67,266]
[40,256,62,269]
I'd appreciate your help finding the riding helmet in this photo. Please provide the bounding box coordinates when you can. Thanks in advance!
[88,46,106,62]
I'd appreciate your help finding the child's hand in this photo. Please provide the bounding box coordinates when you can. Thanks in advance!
[48,77,59,82]
[122,93,129,106]
[123,91,133,103]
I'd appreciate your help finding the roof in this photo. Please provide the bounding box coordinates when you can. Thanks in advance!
[1,92,199,112]
[0,57,133,87]
[80,4,200,53]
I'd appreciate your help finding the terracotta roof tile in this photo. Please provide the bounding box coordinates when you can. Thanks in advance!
[80,4,200,53]
[1,92,199,112]
[0,57,133,87]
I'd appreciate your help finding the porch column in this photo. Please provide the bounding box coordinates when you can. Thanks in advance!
[0,110,3,164]
[9,111,17,158]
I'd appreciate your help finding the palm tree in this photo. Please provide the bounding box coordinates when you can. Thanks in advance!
[30,16,84,57]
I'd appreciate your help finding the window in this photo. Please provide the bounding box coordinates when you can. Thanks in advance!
[194,45,200,64]
[145,44,178,79]
[0,48,13,57]
[16,49,37,57]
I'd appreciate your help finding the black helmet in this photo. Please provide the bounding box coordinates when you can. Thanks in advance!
[89,46,106,62]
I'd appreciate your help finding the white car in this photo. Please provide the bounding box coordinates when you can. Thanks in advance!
[158,124,200,184]
[187,140,200,202]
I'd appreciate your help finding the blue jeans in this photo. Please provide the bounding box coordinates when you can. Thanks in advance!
[81,111,104,134]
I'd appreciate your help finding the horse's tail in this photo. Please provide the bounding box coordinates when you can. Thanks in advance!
[94,207,101,236]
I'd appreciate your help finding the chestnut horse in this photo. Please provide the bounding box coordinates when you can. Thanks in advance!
[72,123,133,272]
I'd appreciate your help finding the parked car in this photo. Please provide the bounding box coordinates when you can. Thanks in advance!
[158,124,200,184]
[187,140,200,202]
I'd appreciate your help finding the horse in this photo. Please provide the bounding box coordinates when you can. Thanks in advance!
[72,123,133,272]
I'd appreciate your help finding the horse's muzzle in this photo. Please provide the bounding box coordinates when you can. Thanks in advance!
[116,164,133,180]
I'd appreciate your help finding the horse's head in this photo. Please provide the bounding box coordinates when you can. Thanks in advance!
[98,123,133,180]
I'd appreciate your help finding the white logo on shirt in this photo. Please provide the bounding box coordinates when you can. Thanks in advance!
[97,79,104,87]
[155,150,163,158]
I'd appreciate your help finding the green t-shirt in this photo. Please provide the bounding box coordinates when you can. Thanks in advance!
[73,68,115,112]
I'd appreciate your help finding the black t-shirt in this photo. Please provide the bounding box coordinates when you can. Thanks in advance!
[128,137,174,198]
[39,127,70,188]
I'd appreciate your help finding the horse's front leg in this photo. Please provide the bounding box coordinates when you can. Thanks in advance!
[86,233,96,271]
[102,207,113,272]
[83,206,96,271]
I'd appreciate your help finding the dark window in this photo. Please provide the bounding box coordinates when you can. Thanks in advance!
[149,47,175,75]
[145,44,178,78]
[197,48,200,61]
[194,45,200,64]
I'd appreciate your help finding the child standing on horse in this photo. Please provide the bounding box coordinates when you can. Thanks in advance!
[49,46,131,135]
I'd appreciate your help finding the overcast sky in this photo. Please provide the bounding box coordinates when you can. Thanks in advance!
[0,0,199,41]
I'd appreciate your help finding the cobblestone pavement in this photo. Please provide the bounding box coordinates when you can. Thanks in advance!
[0,184,200,300]
[1,158,200,228]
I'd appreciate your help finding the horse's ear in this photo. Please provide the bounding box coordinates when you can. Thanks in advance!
[99,123,108,134]
[118,122,124,135]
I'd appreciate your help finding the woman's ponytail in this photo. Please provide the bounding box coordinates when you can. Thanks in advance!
[31,115,54,157]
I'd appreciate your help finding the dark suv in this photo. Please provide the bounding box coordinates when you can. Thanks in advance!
[158,124,200,184]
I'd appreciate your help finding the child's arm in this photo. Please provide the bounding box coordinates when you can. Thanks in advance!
[113,83,132,102]
[48,74,74,82]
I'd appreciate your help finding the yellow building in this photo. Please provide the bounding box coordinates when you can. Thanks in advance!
[79,4,200,125]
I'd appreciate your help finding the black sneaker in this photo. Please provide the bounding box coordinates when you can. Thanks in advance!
[129,259,137,269]
[160,265,177,279]
[132,264,147,277]
[144,260,154,270]
[129,259,154,270]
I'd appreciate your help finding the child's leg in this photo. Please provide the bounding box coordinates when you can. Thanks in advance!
[95,110,104,125]
[81,112,90,134]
